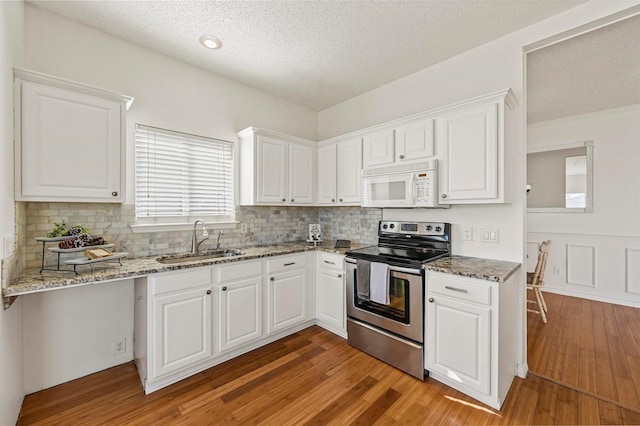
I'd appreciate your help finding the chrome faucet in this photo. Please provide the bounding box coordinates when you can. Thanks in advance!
[216,230,224,250]
[191,219,209,254]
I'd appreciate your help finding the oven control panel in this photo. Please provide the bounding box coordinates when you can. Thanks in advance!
[380,221,446,236]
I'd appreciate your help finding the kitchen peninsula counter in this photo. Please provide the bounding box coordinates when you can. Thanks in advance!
[3,241,363,298]
[424,255,521,283]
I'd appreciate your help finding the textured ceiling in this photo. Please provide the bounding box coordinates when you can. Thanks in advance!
[28,0,587,112]
[527,14,640,124]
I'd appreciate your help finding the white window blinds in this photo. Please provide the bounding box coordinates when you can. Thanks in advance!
[135,124,234,221]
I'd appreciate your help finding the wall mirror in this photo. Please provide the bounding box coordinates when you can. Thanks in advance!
[527,140,593,213]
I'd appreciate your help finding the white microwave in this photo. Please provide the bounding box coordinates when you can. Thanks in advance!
[362,160,447,208]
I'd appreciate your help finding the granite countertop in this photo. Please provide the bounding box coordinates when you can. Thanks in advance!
[4,243,521,297]
[4,241,365,297]
[424,255,521,283]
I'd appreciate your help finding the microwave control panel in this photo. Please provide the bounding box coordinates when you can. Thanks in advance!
[413,171,436,206]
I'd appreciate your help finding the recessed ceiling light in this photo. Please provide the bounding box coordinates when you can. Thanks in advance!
[199,34,222,50]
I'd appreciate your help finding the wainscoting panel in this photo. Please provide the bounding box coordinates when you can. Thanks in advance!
[528,232,640,307]
[566,244,595,287]
[626,248,640,295]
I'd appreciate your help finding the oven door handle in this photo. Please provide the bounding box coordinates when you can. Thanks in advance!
[348,318,422,350]
[345,258,420,275]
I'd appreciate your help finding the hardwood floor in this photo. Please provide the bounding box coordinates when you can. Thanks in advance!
[527,291,640,413]
[19,321,640,425]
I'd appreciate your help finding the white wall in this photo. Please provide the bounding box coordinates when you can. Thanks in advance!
[0,1,25,424]
[20,4,319,392]
[22,280,134,393]
[528,105,640,307]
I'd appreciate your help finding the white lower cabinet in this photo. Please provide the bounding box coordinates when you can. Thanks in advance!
[219,275,263,352]
[315,252,346,337]
[266,253,310,333]
[135,267,215,393]
[427,294,491,394]
[425,271,517,410]
[152,287,214,378]
[267,270,307,333]
[136,252,320,394]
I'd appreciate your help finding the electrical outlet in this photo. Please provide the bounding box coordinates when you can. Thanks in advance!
[553,266,561,275]
[462,227,473,241]
[240,223,247,233]
[113,338,126,355]
[480,228,500,243]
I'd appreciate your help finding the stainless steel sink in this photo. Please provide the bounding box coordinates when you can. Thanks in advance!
[157,249,243,264]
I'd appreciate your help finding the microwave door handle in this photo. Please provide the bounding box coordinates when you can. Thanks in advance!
[410,174,416,204]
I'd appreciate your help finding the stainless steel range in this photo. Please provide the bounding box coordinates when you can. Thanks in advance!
[345,221,451,380]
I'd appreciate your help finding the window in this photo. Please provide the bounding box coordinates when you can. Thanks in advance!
[135,124,234,224]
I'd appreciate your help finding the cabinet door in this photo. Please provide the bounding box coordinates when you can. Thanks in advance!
[438,103,498,203]
[256,135,287,203]
[426,295,491,395]
[337,138,363,204]
[315,267,345,332]
[395,119,435,162]
[317,144,337,204]
[288,142,315,204]
[219,277,263,352]
[267,270,307,334]
[363,129,394,168]
[152,287,213,378]
[19,81,123,202]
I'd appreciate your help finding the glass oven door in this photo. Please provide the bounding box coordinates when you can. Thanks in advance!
[346,260,424,342]
[355,272,410,324]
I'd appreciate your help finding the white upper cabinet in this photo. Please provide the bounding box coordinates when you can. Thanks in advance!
[256,135,288,203]
[14,69,133,203]
[318,137,362,205]
[362,119,435,168]
[288,143,315,204]
[363,128,395,167]
[317,144,337,204]
[238,127,316,206]
[395,119,435,162]
[438,89,516,204]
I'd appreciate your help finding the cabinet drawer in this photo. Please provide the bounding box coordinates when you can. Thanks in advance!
[152,268,213,295]
[266,254,307,274]
[216,260,262,282]
[428,273,491,306]
[317,252,344,271]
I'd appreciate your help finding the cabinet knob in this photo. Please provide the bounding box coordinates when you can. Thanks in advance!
[338,274,342,278]
[331,199,336,203]
[206,290,212,295]
[428,298,434,303]
[441,194,447,199]
[222,286,227,291]
[282,198,286,202]
[291,198,295,202]
[270,277,274,281]
[111,191,118,197]
[339,198,343,202]
[399,155,405,160]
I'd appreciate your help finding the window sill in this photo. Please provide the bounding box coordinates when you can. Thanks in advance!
[130,221,239,234]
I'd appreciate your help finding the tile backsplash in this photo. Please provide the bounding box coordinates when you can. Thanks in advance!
[19,202,381,270]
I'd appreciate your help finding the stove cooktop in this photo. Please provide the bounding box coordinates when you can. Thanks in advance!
[346,220,451,268]
[345,245,448,268]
